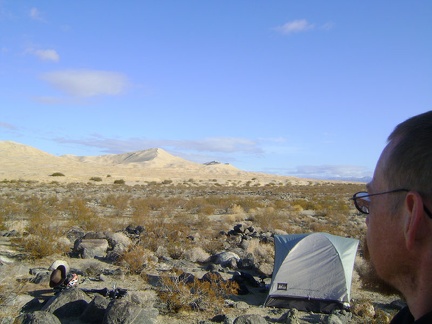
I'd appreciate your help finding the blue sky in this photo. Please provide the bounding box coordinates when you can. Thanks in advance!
[1,1,431,180]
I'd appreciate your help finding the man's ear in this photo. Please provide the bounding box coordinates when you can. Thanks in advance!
[404,191,427,250]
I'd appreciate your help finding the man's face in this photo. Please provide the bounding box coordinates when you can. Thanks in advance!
[365,141,406,289]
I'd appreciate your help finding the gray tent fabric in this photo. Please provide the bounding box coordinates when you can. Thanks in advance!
[265,233,359,313]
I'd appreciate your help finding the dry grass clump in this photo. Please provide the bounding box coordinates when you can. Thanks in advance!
[63,198,102,232]
[244,238,274,265]
[101,194,130,211]
[10,196,69,259]
[50,172,65,177]
[17,234,67,259]
[0,275,27,320]
[0,199,22,231]
[158,270,239,313]
[138,218,195,259]
[247,207,290,232]
[113,179,125,184]
[199,236,226,255]
[119,245,157,274]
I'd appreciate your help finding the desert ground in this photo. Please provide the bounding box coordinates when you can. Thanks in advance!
[0,141,403,323]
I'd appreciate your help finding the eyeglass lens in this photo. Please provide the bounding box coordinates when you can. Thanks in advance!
[354,192,370,214]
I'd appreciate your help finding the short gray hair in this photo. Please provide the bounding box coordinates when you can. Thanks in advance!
[385,111,432,199]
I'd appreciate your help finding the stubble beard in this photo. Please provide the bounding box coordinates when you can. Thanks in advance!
[360,236,402,297]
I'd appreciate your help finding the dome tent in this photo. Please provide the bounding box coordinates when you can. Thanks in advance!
[265,233,359,313]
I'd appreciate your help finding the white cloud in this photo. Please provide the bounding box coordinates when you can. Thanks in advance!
[41,70,129,98]
[275,19,314,35]
[29,7,44,21]
[33,96,69,104]
[28,48,60,62]
[321,22,335,31]
[289,164,372,180]
[0,122,17,130]
[188,137,261,153]
[54,136,263,155]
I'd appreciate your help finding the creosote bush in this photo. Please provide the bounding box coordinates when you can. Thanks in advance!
[11,197,68,259]
[50,172,65,177]
[114,179,125,184]
[158,269,239,313]
[119,245,156,274]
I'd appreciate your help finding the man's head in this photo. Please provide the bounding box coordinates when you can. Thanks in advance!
[384,110,432,203]
[364,111,432,294]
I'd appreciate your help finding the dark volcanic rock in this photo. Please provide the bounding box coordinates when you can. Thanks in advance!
[80,295,110,323]
[41,287,91,319]
[74,238,109,259]
[233,314,268,324]
[211,251,240,268]
[15,311,61,324]
[102,299,158,324]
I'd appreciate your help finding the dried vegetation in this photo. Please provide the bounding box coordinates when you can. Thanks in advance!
[0,178,383,320]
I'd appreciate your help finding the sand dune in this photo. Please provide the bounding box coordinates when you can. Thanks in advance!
[0,141,303,185]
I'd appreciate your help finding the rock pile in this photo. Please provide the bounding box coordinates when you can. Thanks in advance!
[5,222,400,323]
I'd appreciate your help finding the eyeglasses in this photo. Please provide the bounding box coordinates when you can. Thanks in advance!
[351,189,432,218]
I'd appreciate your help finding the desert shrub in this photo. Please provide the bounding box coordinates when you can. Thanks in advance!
[200,237,225,255]
[291,199,316,210]
[130,200,151,224]
[161,180,173,185]
[12,197,69,259]
[18,234,66,259]
[141,217,195,259]
[89,177,103,182]
[183,197,214,214]
[119,245,156,274]
[134,196,164,211]
[198,196,233,213]
[222,213,247,223]
[0,215,4,231]
[373,309,392,323]
[0,199,23,230]
[158,270,239,313]
[248,207,289,232]
[50,172,65,177]
[273,199,290,209]
[245,238,274,264]
[326,212,348,224]
[228,204,245,215]
[0,276,26,319]
[351,299,377,318]
[166,241,185,259]
[198,204,215,216]
[310,222,331,232]
[114,179,125,185]
[101,194,130,216]
[235,197,264,212]
[65,198,101,231]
